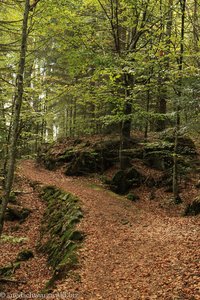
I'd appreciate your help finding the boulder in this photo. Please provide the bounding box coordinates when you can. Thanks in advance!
[16,249,34,262]
[5,204,31,222]
[65,151,103,176]
[174,194,183,204]
[143,135,197,171]
[144,151,173,171]
[38,137,141,176]
[109,167,143,195]
[110,170,130,194]
[184,197,200,216]
[126,167,144,186]
[127,193,140,201]
[0,262,20,277]
[160,131,197,155]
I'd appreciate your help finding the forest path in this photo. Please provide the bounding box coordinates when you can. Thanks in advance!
[19,160,200,300]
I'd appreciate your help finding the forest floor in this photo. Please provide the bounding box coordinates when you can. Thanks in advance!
[0,159,200,300]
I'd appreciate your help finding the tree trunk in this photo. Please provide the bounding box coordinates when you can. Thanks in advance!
[0,0,30,236]
[173,0,186,203]
[173,109,179,203]
[120,73,133,170]
[73,98,77,136]
[0,100,7,161]
[193,0,199,66]
[156,0,173,132]
[144,88,150,140]
[156,78,167,132]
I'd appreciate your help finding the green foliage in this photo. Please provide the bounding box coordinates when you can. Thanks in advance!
[0,0,200,153]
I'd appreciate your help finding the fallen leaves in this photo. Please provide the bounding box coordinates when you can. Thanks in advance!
[1,159,199,299]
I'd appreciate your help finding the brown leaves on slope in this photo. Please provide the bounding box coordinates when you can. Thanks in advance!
[0,175,52,296]
[17,160,200,300]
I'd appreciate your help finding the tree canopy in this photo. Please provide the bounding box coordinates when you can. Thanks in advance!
[0,0,199,155]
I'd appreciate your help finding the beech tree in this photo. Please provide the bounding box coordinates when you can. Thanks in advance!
[18,0,198,145]
[172,0,186,203]
[0,0,35,235]
[0,0,200,208]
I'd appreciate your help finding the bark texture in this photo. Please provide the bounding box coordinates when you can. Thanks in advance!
[0,0,30,236]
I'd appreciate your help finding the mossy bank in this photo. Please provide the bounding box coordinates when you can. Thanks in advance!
[38,186,84,289]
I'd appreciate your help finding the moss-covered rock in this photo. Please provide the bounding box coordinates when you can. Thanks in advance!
[64,151,103,175]
[166,135,196,155]
[37,137,126,175]
[159,130,196,150]
[8,191,17,204]
[142,142,173,171]
[143,136,197,171]
[126,167,144,185]
[0,191,17,205]
[37,135,199,200]
[144,150,173,170]
[5,204,31,222]
[63,144,121,176]
[38,186,84,288]
[16,249,34,262]
[110,170,129,194]
[109,167,144,195]
[184,197,200,216]
[0,262,20,277]
[127,193,140,201]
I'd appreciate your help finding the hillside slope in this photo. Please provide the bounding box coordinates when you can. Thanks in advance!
[18,160,200,300]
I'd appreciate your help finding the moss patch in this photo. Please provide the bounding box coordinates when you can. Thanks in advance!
[127,193,140,202]
[0,262,21,277]
[38,186,84,288]
[184,196,200,216]
[0,235,28,244]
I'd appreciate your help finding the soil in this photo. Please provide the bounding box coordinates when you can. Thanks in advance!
[1,159,197,300]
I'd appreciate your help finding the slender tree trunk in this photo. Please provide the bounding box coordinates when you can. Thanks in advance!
[0,0,30,236]
[0,100,7,162]
[3,93,16,177]
[120,73,133,170]
[73,98,77,137]
[156,0,166,132]
[144,88,150,140]
[67,108,69,137]
[41,111,47,143]
[173,0,186,203]
[173,106,180,203]
[193,0,199,60]
[156,0,173,131]
[69,104,73,137]
[121,75,132,140]
[156,76,167,131]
